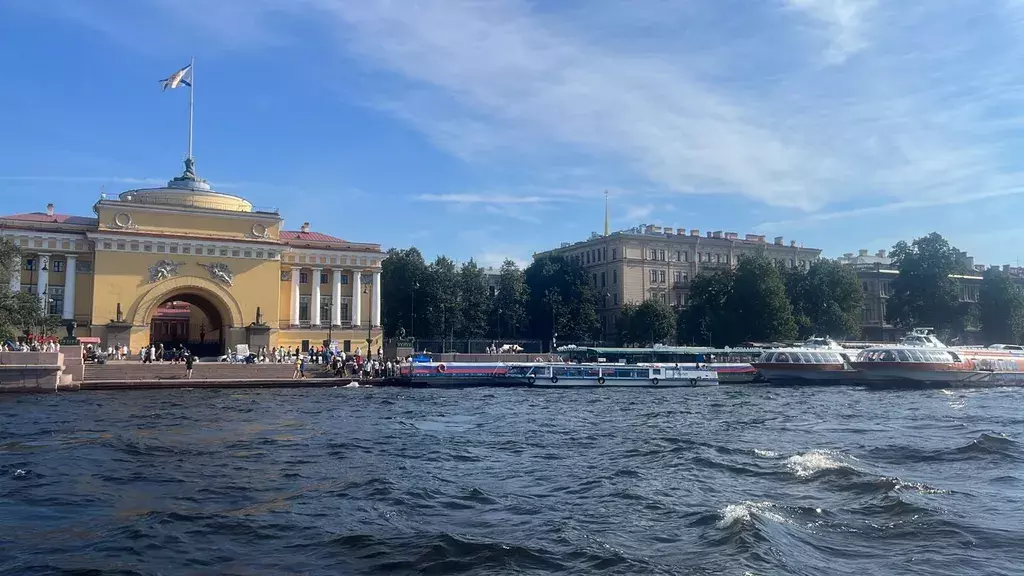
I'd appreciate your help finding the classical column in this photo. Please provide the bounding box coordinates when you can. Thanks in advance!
[332,269,342,326]
[351,269,362,327]
[62,255,77,320]
[8,254,19,293]
[371,270,382,327]
[311,267,322,327]
[36,253,50,310]
[290,267,301,327]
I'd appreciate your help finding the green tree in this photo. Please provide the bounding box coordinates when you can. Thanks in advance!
[490,259,529,339]
[618,299,676,346]
[790,260,864,339]
[678,270,734,346]
[381,247,429,338]
[887,232,967,333]
[457,260,490,339]
[978,271,1024,344]
[524,255,599,343]
[0,238,52,342]
[421,256,461,342]
[727,254,797,343]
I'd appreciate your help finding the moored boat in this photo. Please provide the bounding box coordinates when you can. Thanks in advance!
[556,345,763,383]
[506,362,718,387]
[849,329,1024,388]
[751,336,857,385]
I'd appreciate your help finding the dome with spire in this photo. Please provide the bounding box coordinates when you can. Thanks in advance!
[117,157,253,212]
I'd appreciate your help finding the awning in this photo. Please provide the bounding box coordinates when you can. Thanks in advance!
[78,337,101,344]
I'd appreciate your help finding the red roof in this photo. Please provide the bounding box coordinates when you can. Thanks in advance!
[280,230,348,243]
[2,212,98,226]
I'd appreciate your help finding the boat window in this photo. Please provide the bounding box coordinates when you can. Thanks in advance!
[761,352,774,363]
[776,353,790,363]
[895,349,913,362]
[881,350,896,362]
[948,352,961,363]
[908,350,925,362]
[810,352,824,363]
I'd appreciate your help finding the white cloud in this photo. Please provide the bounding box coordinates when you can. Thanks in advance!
[784,0,876,63]
[416,193,554,204]
[624,204,655,222]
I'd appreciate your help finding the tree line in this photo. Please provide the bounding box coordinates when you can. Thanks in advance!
[0,237,61,342]
[379,232,1024,348]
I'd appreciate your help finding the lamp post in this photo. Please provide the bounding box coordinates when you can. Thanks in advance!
[325,300,334,350]
[363,283,373,358]
[410,281,419,351]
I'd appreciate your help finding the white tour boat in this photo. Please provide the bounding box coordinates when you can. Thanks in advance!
[506,363,718,387]
[750,336,857,385]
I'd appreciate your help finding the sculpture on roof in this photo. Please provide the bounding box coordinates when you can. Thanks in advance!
[199,262,233,286]
[170,156,206,184]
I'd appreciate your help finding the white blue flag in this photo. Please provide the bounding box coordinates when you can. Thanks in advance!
[159,63,192,91]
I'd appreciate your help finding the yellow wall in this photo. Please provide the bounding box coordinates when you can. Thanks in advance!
[90,251,281,329]
[96,204,282,241]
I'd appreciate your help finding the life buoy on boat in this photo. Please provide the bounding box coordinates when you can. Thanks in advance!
[436,363,447,374]
[527,375,536,385]
[535,357,544,362]
[597,376,606,385]
[551,375,559,384]
[689,378,697,386]
[651,378,660,386]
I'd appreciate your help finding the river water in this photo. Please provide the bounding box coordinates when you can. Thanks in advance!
[1,386,1022,575]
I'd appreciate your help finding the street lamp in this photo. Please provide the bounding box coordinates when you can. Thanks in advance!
[410,281,419,350]
[363,283,373,358]
[324,300,334,350]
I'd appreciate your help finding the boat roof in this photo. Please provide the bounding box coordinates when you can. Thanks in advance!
[558,345,766,354]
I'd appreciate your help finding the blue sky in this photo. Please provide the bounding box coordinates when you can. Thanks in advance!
[4,0,1024,268]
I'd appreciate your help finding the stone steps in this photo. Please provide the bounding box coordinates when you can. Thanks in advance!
[83,361,341,382]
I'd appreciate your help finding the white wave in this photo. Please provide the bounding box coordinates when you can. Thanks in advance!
[786,449,851,478]
[716,500,787,528]
[343,382,360,388]
[754,449,780,458]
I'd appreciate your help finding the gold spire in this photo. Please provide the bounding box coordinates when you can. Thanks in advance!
[604,189,610,236]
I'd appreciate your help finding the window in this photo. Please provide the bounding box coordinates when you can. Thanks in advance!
[299,272,309,284]
[281,271,290,281]
[603,247,607,261]
[232,250,240,257]
[650,270,657,283]
[592,273,597,286]
[255,250,263,259]
[676,251,681,261]
[51,260,64,272]
[78,261,92,273]
[659,249,665,261]
[24,258,34,270]
[789,259,795,268]
[169,246,178,254]
[613,270,617,284]
[341,274,349,285]
[220,249,228,256]
[717,254,722,263]
[683,252,689,262]
[601,272,606,288]
[676,293,682,306]
[613,293,619,305]
[612,248,617,259]
[131,243,140,252]
[117,242,126,250]
[299,295,311,322]
[659,270,666,282]
[320,272,329,284]
[586,252,591,264]
[208,248,216,255]
[489,285,496,297]
[47,285,64,316]
[103,242,112,250]
[183,246,191,254]
[697,252,702,262]
[244,250,252,258]
[674,271,682,283]
[156,245,165,253]
[320,295,332,324]
[649,249,657,260]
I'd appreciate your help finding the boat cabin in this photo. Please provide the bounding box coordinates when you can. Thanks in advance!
[755,350,851,365]
[556,345,763,365]
[898,328,946,348]
[855,348,961,364]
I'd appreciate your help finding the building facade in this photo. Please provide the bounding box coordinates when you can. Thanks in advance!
[1,160,384,356]
[535,225,822,339]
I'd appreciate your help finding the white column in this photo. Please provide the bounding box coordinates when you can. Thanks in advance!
[311,267,322,326]
[332,269,342,326]
[290,267,301,326]
[8,254,19,292]
[62,255,77,320]
[351,269,362,327]
[36,254,50,310]
[371,270,381,327]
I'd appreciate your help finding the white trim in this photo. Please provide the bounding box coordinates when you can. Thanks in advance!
[87,231,281,261]
[282,248,382,268]
[95,199,281,222]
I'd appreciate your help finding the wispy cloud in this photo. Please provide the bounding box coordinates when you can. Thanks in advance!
[0,176,165,185]
[416,193,554,205]
[624,204,655,222]
[784,0,876,64]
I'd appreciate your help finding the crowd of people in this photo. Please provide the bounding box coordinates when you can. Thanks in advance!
[2,338,60,352]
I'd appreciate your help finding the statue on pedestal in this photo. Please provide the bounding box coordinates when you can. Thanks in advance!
[255,306,265,326]
[115,302,124,323]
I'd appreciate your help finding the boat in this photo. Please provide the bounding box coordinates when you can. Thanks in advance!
[750,336,858,386]
[394,355,516,387]
[849,328,1024,388]
[556,345,763,383]
[506,362,718,387]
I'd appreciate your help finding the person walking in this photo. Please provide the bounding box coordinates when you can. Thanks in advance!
[184,353,194,379]
[292,355,302,379]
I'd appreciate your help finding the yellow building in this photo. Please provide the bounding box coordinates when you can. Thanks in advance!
[1,159,384,356]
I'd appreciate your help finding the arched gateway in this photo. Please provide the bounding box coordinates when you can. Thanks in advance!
[134,276,244,357]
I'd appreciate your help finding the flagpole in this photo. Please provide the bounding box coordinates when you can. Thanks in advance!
[188,56,194,160]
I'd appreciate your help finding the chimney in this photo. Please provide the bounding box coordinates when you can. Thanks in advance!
[964,256,974,268]
[876,249,887,258]
[706,231,713,238]
[745,234,758,242]
[713,231,723,239]
[677,229,686,235]
[774,236,783,245]
[690,229,700,236]
[46,203,54,216]
[843,252,854,259]
[858,249,869,257]
[790,240,796,247]
[1004,264,1011,273]
[300,222,310,233]
[663,227,674,235]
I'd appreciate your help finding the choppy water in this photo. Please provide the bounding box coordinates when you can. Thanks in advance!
[1,386,1022,575]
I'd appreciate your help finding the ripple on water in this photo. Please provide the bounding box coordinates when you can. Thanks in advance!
[0,386,1023,575]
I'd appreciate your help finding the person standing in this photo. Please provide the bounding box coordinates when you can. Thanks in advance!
[184,353,194,379]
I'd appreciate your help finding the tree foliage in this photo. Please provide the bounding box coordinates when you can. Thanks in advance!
[618,299,676,346]
[678,270,733,346]
[788,259,863,339]
[979,270,1024,344]
[524,255,600,342]
[380,247,428,338]
[887,232,966,333]
[0,238,53,342]
[458,260,490,339]
[490,259,529,339]
[421,256,461,340]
